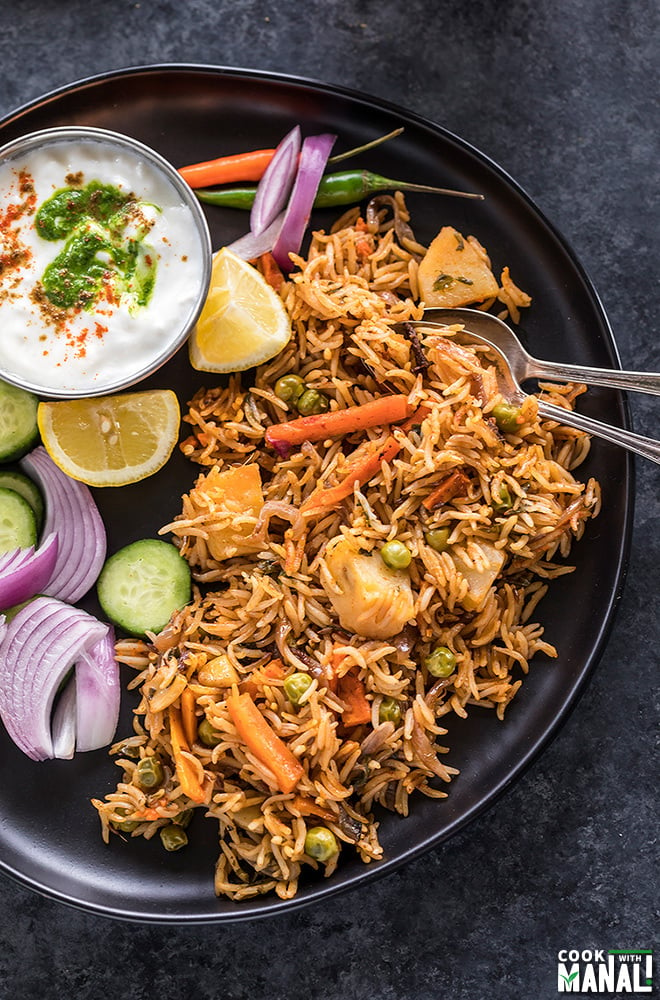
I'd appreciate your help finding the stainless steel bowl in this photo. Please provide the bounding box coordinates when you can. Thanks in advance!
[0,126,212,398]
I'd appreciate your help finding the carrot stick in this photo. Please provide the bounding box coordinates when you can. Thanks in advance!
[258,251,285,291]
[227,691,303,794]
[136,807,162,821]
[169,707,207,804]
[240,659,286,700]
[337,671,371,726]
[399,401,433,433]
[301,435,400,517]
[422,469,470,511]
[178,148,275,188]
[290,795,336,823]
[180,687,198,747]
[265,395,412,454]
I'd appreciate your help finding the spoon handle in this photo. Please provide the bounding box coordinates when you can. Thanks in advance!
[529,358,660,395]
[536,399,660,464]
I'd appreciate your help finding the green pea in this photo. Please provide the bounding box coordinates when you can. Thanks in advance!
[283,671,313,706]
[492,402,523,434]
[424,528,450,553]
[274,373,305,403]
[492,483,513,511]
[135,756,164,789]
[174,808,194,829]
[304,826,339,861]
[198,718,223,747]
[424,646,457,678]
[296,388,330,416]
[380,539,412,570]
[111,807,139,833]
[378,696,402,725]
[160,824,188,852]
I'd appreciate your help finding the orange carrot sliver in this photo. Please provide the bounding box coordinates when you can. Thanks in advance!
[399,401,433,433]
[240,659,286,700]
[301,435,400,516]
[178,148,275,188]
[138,807,162,821]
[258,251,285,291]
[422,469,470,511]
[266,395,412,452]
[291,795,336,823]
[180,687,198,747]
[169,707,206,804]
[227,691,303,794]
[337,671,371,727]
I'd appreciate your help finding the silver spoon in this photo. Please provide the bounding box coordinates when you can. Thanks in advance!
[421,307,660,395]
[399,318,660,465]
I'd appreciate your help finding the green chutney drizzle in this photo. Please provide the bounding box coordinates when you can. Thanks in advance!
[35,180,158,313]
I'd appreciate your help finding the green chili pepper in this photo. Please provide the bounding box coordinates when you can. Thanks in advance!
[196,171,483,211]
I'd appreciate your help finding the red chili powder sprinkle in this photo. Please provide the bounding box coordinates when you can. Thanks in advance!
[0,169,36,282]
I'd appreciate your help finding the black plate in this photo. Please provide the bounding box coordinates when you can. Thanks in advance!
[0,65,632,923]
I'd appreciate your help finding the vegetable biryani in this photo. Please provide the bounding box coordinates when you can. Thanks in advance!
[93,197,600,900]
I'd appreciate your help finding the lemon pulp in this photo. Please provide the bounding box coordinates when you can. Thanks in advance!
[189,248,291,372]
[37,389,180,487]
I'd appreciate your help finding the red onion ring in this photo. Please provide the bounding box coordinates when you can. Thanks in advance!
[250,125,301,236]
[75,628,120,753]
[0,532,58,610]
[0,596,109,760]
[272,133,336,271]
[51,678,77,760]
[226,210,286,261]
[20,447,106,603]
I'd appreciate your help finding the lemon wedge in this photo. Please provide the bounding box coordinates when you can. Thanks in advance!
[37,390,180,487]
[189,247,291,372]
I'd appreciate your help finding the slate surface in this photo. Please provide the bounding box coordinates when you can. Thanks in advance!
[0,2,657,998]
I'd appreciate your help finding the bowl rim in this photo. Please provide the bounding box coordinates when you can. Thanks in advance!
[0,124,212,399]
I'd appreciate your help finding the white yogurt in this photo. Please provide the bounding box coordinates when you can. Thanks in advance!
[0,128,210,396]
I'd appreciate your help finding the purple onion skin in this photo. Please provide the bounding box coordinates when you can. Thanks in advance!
[271,133,336,272]
[250,125,301,236]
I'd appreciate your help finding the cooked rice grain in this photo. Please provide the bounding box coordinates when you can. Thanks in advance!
[94,203,600,901]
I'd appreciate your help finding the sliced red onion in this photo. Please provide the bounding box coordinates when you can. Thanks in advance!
[20,447,106,603]
[0,549,29,575]
[0,596,109,760]
[52,677,77,760]
[272,133,336,271]
[250,125,301,236]
[0,533,58,611]
[226,210,286,261]
[75,628,120,753]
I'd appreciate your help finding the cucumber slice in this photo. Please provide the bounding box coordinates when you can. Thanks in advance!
[0,379,39,462]
[97,539,192,637]
[0,469,44,531]
[0,487,38,554]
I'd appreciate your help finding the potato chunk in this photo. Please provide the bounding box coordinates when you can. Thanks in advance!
[187,463,264,561]
[450,541,505,611]
[418,227,499,307]
[321,535,415,639]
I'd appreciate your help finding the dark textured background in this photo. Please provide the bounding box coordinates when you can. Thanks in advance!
[0,2,657,998]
